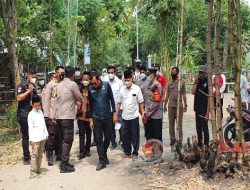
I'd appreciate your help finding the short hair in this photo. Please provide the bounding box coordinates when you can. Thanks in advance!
[32,95,41,104]
[90,71,100,80]
[124,70,133,79]
[82,71,90,76]
[55,65,64,72]
[140,66,147,72]
[172,67,179,74]
[107,65,116,72]
[65,66,75,78]
[127,66,135,72]
[29,69,37,75]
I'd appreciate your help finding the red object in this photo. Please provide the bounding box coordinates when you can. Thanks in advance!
[213,74,223,96]
[154,88,161,102]
[157,75,167,88]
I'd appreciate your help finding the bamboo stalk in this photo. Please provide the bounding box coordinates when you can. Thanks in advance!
[176,0,185,146]
[234,0,244,145]
[206,0,218,141]
[214,0,223,143]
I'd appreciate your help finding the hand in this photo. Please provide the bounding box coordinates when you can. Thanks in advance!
[184,106,187,112]
[28,84,34,93]
[205,112,209,122]
[142,114,148,124]
[89,118,94,130]
[194,74,199,84]
[113,113,118,124]
[164,106,167,113]
[52,118,57,124]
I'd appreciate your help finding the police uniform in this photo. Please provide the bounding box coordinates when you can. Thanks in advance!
[145,80,163,141]
[55,78,82,169]
[17,81,37,161]
[43,79,60,164]
[167,79,186,145]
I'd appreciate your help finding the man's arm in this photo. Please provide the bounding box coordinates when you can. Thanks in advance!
[43,82,52,117]
[72,82,82,103]
[192,74,199,95]
[220,74,226,93]
[164,84,170,112]
[107,83,117,123]
[182,81,187,112]
[16,84,34,102]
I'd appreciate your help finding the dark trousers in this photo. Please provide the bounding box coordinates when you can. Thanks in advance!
[18,117,30,160]
[145,119,163,141]
[78,120,91,154]
[123,117,140,156]
[45,118,60,152]
[111,110,123,147]
[214,97,224,118]
[93,118,112,164]
[57,119,74,164]
[195,113,209,146]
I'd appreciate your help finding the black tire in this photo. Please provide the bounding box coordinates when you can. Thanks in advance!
[224,123,237,148]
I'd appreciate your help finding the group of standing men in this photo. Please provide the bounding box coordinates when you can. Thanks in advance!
[17,63,231,173]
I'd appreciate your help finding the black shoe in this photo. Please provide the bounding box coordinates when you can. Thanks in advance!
[96,163,106,171]
[104,156,109,165]
[60,165,75,173]
[23,158,30,165]
[86,152,91,157]
[65,162,74,168]
[78,152,86,160]
[48,150,53,166]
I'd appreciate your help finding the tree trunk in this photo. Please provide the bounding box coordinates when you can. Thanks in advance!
[206,0,217,141]
[176,0,185,147]
[0,0,20,91]
[214,0,223,142]
[234,0,244,144]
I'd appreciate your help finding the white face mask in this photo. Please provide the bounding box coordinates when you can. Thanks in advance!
[30,78,36,84]
[140,73,147,79]
[124,80,132,88]
[75,71,81,77]
[108,73,115,80]
[82,81,89,86]
[38,80,45,86]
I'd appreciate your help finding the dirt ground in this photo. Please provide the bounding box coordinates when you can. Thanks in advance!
[0,93,249,190]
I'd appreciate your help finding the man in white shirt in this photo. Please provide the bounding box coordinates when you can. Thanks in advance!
[116,70,144,160]
[28,95,48,178]
[103,65,123,150]
[212,72,226,117]
[240,74,250,109]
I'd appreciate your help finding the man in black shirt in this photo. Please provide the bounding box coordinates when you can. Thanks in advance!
[192,65,209,147]
[16,70,37,164]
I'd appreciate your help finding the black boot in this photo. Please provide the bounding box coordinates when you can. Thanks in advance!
[48,150,53,166]
[60,163,75,173]
[96,162,106,171]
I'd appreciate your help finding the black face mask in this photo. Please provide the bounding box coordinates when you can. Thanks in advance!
[171,74,178,80]
[60,74,65,80]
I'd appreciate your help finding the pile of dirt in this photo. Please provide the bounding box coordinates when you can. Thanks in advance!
[130,161,250,190]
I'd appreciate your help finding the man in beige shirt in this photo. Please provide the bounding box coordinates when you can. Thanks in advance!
[164,67,187,147]
[43,66,64,166]
[55,66,82,173]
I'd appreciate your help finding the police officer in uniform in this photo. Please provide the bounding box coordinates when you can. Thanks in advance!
[55,66,82,173]
[17,70,37,164]
[43,65,64,166]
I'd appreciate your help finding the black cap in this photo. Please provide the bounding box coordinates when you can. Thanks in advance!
[148,68,157,74]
